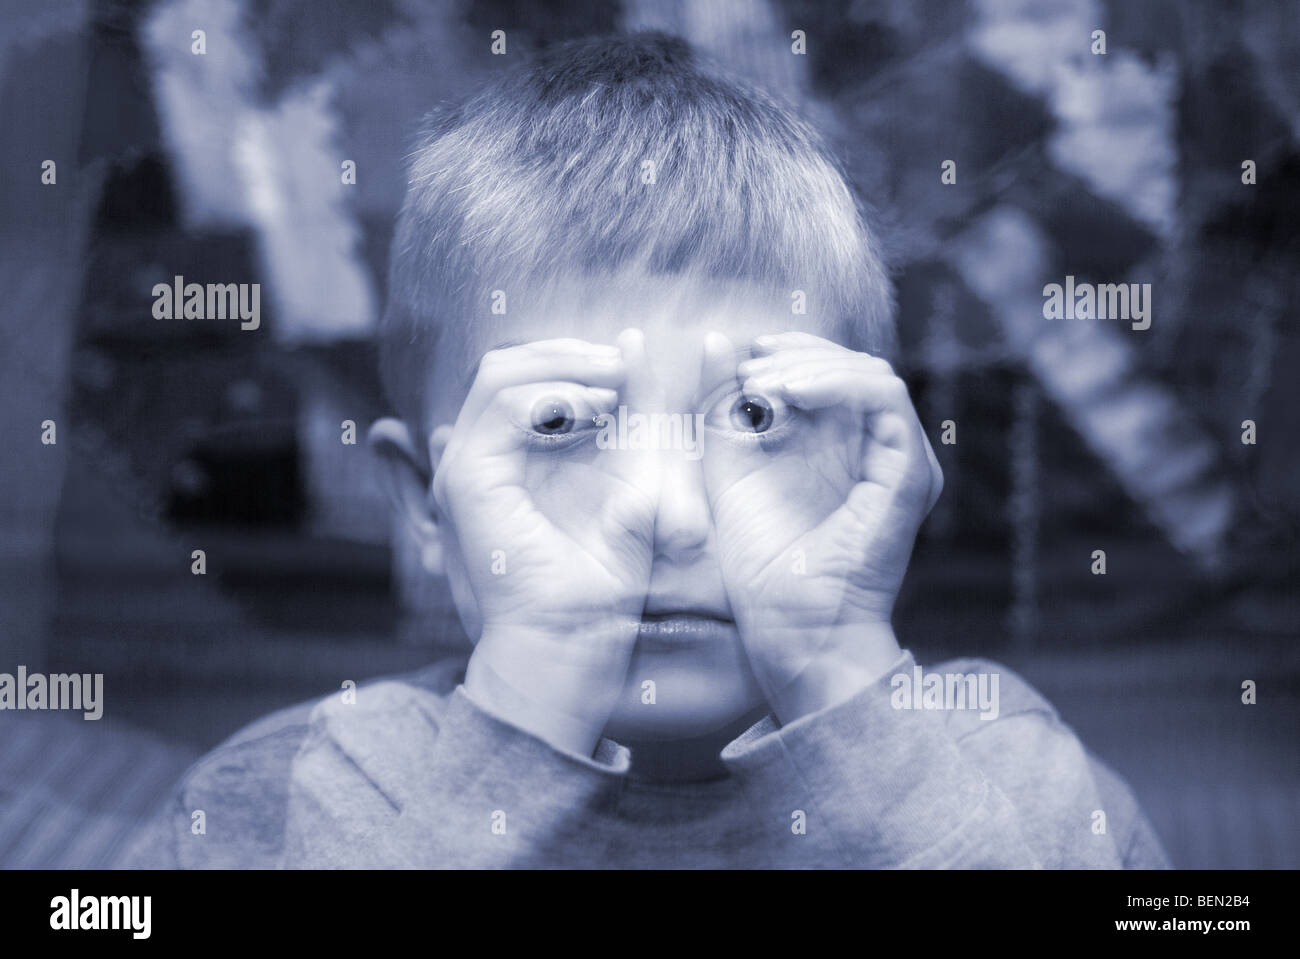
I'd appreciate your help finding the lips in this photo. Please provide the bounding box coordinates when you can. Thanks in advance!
[636,611,737,650]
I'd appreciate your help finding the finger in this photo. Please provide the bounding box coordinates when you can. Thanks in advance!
[455,383,623,468]
[778,369,925,460]
[443,340,623,475]
[606,328,662,494]
[479,337,623,371]
[435,381,623,516]
[751,331,856,357]
[919,426,944,514]
[700,330,741,397]
[768,367,907,410]
[456,343,626,442]
[516,337,622,354]
[742,360,883,398]
[615,327,652,400]
[470,342,624,401]
[740,349,891,384]
[491,383,622,434]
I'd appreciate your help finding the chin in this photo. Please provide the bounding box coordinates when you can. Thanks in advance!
[601,650,768,742]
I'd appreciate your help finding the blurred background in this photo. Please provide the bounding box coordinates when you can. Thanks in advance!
[0,0,1296,869]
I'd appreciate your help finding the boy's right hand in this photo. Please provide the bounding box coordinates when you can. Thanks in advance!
[431,330,656,757]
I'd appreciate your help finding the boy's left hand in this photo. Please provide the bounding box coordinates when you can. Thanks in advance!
[701,331,943,724]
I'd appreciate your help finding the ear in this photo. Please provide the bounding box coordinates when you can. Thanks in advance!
[367,417,452,576]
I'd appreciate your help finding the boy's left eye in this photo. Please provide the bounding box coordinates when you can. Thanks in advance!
[703,388,795,442]
[727,395,775,433]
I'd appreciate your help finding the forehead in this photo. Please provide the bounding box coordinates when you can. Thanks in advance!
[429,271,843,418]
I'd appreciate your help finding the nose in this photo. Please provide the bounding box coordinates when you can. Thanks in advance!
[650,449,712,561]
[612,327,714,561]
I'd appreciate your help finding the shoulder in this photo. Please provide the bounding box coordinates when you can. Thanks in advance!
[128,656,466,869]
[921,655,1058,734]
[298,656,463,748]
[927,654,1170,867]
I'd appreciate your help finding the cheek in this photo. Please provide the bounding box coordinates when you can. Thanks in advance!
[524,454,621,535]
[703,419,857,519]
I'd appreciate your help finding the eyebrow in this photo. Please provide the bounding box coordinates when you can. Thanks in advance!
[452,337,758,404]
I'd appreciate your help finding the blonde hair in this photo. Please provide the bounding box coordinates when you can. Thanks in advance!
[380,32,893,426]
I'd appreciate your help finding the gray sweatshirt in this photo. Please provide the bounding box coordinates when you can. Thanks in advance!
[118,650,1171,868]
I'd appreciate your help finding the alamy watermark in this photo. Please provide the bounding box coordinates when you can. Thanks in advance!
[152,274,260,330]
[1042,275,1151,330]
[0,666,103,720]
[891,665,999,720]
[50,890,150,939]
[594,406,705,460]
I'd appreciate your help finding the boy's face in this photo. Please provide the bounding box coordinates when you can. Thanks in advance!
[426,271,851,741]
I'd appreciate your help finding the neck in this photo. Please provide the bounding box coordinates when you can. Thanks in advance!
[613,704,772,783]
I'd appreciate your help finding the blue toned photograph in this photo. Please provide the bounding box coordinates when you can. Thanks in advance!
[0,0,1295,901]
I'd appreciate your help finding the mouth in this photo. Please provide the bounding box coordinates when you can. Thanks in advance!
[636,610,737,651]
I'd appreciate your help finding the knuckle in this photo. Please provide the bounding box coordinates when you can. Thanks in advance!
[430,471,448,510]
[430,466,456,511]
[884,375,909,403]
[928,463,945,503]
[483,389,515,419]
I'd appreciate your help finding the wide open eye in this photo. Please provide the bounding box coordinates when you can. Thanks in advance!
[701,387,795,448]
[530,396,576,435]
[728,394,775,433]
[509,386,610,450]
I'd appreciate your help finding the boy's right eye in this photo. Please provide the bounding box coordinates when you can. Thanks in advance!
[726,394,776,433]
[507,386,609,449]
[531,396,576,435]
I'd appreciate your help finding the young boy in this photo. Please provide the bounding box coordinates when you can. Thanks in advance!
[123,33,1170,869]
